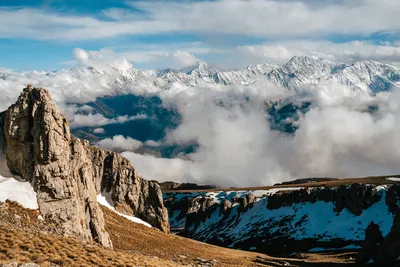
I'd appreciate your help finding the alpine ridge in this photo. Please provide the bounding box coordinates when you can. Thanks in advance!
[1,56,399,101]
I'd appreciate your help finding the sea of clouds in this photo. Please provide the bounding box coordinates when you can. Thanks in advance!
[2,49,400,187]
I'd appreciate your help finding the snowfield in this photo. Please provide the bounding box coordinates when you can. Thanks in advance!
[386,177,400,182]
[97,193,152,228]
[165,185,396,253]
[0,153,38,209]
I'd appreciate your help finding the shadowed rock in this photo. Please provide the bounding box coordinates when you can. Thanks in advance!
[356,222,383,264]
[374,212,400,264]
[266,184,380,215]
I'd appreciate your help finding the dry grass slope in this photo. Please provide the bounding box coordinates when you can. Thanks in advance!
[0,199,374,266]
[0,224,183,267]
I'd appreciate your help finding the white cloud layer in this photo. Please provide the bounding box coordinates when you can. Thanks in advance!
[236,41,400,66]
[97,135,143,152]
[121,81,400,187]
[69,114,147,128]
[144,140,161,147]
[1,1,400,40]
[93,128,105,134]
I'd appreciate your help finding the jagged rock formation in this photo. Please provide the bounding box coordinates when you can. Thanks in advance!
[164,184,399,260]
[0,87,169,247]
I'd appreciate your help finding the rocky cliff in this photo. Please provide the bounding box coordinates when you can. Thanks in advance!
[164,183,400,264]
[0,86,169,247]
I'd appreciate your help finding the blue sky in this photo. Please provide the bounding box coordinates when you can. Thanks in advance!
[1,0,400,71]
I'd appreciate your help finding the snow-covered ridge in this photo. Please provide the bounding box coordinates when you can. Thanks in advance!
[164,184,400,256]
[1,56,399,102]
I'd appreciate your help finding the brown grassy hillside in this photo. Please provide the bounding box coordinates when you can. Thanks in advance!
[0,200,370,267]
[0,224,183,267]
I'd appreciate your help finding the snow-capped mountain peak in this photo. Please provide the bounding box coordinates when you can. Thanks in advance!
[180,61,220,76]
[2,56,399,101]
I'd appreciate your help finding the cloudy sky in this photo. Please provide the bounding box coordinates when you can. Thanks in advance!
[2,0,400,71]
[2,1,400,187]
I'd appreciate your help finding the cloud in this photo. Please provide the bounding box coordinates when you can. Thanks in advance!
[144,140,161,147]
[69,113,147,128]
[160,50,199,69]
[93,128,105,134]
[123,49,200,69]
[114,81,400,187]
[97,135,143,152]
[122,151,198,182]
[77,105,94,113]
[0,48,164,112]
[236,41,400,66]
[1,1,400,41]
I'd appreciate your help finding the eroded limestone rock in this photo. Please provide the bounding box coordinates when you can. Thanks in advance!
[0,87,169,247]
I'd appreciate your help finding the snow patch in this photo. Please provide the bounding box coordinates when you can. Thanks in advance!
[308,244,360,252]
[386,177,400,182]
[97,193,152,228]
[0,175,38,209]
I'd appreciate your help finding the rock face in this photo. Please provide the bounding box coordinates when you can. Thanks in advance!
[0,87,169,247]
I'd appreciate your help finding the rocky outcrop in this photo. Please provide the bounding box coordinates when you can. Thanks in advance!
[0,87,169,247]
[238,193,257,212]
[356,222,384,264]
[355,184,400,264]
[220,199,232,215]
[266,184,381,215]
[385,184,400,214]
[374,212,400,263]
[358,212,400,264]
[334,184,380,216]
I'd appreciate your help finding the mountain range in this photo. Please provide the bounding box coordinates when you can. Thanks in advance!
[2,56,400,96]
